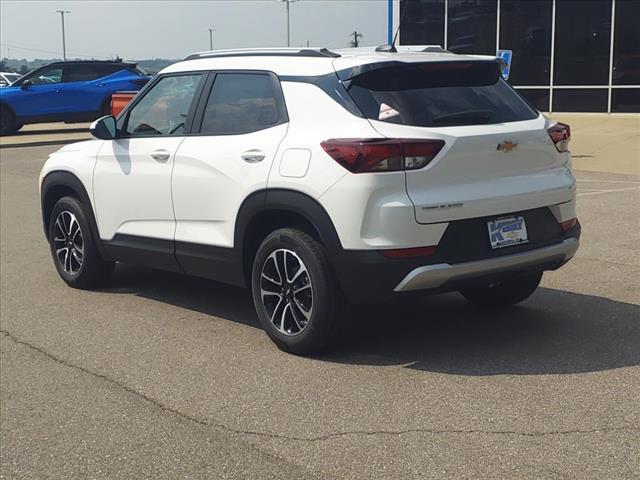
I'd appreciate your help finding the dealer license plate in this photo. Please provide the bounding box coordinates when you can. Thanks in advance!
[487,216,529,249]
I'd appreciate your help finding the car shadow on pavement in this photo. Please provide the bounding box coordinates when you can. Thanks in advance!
[107,264,640,376]
[331,290,640,375]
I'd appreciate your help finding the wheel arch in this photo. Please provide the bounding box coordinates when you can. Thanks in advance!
[0,101,17,120]
[40,171,107,257]
[235,189,343,287]
[98,92,115,116]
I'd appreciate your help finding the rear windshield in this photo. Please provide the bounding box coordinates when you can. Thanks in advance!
[346,61,538,127]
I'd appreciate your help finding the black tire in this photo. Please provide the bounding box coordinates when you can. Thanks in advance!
[0,106,18,135]
[251,228,343,355]
[101,98,112,117]
[48,196,114,289]
[459,271,543,308]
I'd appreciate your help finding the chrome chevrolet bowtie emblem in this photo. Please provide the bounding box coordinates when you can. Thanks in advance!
[497,141,518,152]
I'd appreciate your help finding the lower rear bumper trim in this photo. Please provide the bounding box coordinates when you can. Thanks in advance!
[393,238,579,292]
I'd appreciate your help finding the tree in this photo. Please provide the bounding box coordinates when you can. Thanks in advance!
[18,64,29,75]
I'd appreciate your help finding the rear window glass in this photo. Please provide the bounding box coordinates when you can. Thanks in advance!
[347,62,538,127]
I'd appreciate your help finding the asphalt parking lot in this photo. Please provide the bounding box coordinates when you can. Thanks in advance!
[1,142,639,479]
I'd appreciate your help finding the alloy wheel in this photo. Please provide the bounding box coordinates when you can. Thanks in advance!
[53,210,84,275]
[260,249,313,336]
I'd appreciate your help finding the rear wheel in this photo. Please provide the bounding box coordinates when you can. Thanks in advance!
[251,228,342,355]
[101,98,112,117]
[0,106,18,135]
[48,196,114,289]
[459,272,542,308]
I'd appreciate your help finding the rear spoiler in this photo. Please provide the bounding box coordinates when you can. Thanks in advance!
[335,58,504,85]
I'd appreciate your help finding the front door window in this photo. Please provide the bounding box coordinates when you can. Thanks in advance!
[123,74,203,136]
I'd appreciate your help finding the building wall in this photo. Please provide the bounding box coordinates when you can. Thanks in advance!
[398,0,640,113]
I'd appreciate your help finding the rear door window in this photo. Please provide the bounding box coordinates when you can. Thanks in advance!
[63,64,120,82]
[346,61,538,127]
[198,73,287,135]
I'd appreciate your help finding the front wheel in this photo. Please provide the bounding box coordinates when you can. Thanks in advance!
[0,106,18,135]
[48,196,114,289]
[459,271,543,308]
[251,228,342,355]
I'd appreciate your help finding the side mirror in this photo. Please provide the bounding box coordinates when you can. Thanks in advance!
[90,115,117,140]
[21,80,31,90]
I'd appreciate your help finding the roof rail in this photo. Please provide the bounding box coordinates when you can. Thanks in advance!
[421,46,451,53]
[394,45,452,53]
[183,47,340,61]
[335,45,453,55]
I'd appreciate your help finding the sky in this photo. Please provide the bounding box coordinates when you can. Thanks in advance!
[0,0,389,60]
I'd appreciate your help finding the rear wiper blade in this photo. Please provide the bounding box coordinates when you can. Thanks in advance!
[432,109,493,124]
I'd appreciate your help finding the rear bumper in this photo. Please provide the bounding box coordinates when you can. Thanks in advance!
[394,237,578,292]
[330,208,580,304]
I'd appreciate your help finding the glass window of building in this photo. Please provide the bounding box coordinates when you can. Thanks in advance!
[613,0,640,85]
[399,0,445,47]
[517,89,550,112]
[554,0,611,86]
[611,89,640,113]
[553,89,608,112]
[447,0,497,55]
[499,0,552,86]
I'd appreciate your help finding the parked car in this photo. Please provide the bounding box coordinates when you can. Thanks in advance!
[0,60,150,134]
[0,72,21,88]
[110,91,137,117]
[39,46,580,354]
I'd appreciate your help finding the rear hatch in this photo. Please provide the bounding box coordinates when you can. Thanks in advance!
[342,60,574,224]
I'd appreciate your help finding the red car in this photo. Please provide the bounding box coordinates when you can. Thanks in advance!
[110,91,137,117]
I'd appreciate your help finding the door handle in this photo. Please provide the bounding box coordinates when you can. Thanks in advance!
[241,149,265,163]
[150,149,170,162]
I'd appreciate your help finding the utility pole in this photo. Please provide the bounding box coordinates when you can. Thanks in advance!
[56,10,71,60]
[349,31,363,48]
[208,28,215,50]
[280,0,296,47]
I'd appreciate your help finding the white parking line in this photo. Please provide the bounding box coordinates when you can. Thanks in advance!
[577,186,640,197]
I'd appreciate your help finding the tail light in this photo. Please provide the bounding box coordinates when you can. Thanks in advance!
[559,218,578,232]
[320,138,445,173]
[380,245,437,259]
[547,122,571,152]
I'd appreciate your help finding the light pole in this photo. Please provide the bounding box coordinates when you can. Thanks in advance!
[56,10,71,60]
[208,28,215,50]
[280,0,296,47]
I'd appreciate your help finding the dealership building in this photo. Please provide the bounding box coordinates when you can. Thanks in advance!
[393,0,639,113]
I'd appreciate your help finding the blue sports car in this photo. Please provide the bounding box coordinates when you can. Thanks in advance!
[0,60,150,134]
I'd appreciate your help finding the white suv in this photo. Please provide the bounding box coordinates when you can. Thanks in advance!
[40,46,580,354]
